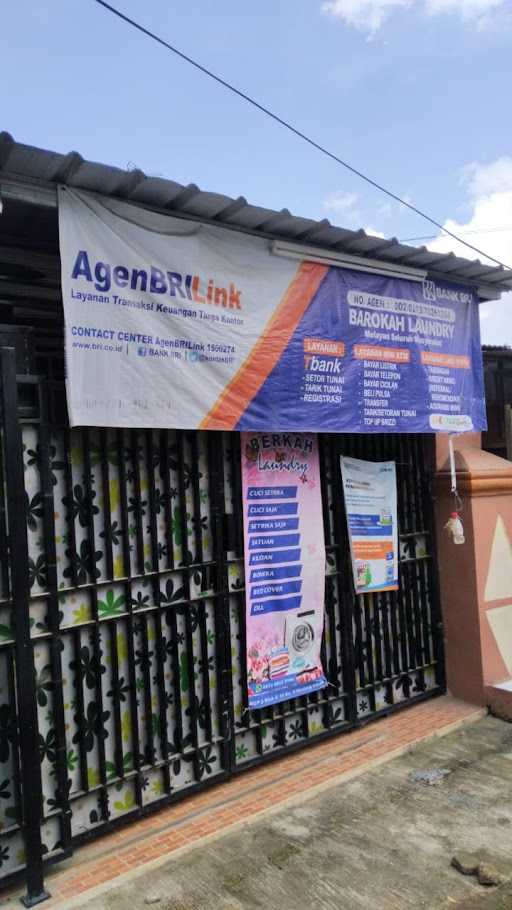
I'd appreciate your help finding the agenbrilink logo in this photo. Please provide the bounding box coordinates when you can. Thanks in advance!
[423,280,436,302]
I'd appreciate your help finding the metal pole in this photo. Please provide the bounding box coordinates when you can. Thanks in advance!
[505,404,512,462]
[0,348,50,906]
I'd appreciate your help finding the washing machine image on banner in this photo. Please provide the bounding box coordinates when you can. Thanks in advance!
[285,611,317,674]
[241,432,327,710]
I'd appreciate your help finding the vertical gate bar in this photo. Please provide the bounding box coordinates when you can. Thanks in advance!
[318,436,341,724]
[235,426,266,744]
[406,436,427,690]
[128,434,155,769]
[327,434,358,726]
[189,434,204,566]
[100,429,126,779]
[129,430,145,575]
[138,613,156,767]
[368,436,386,689]
[62,427,89,794]
[396,436,416,684]
[166,605,184,756]
[361,594,376,712]
[399,436,424,687]
[99,430,114,582]
[384,450,402,687]
[116,429,143,808]
[0,411,10,598]
[71,628,89,794]
[380,589,395,705]
[412,436,433,668]
[324,575,340,696]
[6,651,23,830]
[350,437,369,703]
[0,348,50,905]
[62,429,79,588]
[82,428,109,820]
[176,433,200,781]
[419,436,446,690]
[159,431,175,572]
[230,431,244,554]
[37,416,72,849]
[207,432,235,771]
[116,430,132,579]
[197,599,213,744]
[107,621,125,780]
[140,431,160,767]
[145,431,171,792]
[318,436,336,715]
[235,587,256,751]
[190,434,214,745]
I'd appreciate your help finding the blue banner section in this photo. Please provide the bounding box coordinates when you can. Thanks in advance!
[248,518,300,533]
[250,595,302,616]
[237,269,485,434]
[248,674,326,709]
[347,514,392,537]
[247,486,297,499]
[249,565,302,583]
[249,533,300,550]
[247,502,298,517]
[249,548,301,566]
[251,580,303,599]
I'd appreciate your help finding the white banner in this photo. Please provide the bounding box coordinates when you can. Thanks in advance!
[340,457,399,594]
[58,187,486,433]
[58,188,304,428]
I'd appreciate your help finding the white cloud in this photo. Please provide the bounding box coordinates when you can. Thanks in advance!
[321,0,410,32]
[322,0,506,32]
[323,190,359,213]
[364,225,386,237]
[461,156,512,198]
[425,0,504,25]
[427,158,512,346]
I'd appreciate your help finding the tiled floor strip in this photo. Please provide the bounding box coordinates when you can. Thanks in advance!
[2,696,484,905]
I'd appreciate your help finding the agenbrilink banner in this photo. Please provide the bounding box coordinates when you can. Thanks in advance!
[241,432,327,709]
[58,187,486,432]
[340,457,399,594]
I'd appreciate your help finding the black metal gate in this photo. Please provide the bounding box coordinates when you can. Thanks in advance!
[0,345,445,903]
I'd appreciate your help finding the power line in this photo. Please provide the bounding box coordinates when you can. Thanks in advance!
[400,225,512,243]
[94,0,512,273]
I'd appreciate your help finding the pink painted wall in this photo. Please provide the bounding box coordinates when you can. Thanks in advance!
[434,434,512,706]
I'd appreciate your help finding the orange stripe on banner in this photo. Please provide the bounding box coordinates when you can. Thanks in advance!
[200,262,329,430]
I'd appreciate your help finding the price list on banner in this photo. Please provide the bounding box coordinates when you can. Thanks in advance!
[241,433,327,710]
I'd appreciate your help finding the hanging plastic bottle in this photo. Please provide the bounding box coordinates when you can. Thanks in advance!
[445,511,465,545]
[444,435,465,544]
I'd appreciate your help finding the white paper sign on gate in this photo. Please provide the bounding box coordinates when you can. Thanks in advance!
[340,457,399,594]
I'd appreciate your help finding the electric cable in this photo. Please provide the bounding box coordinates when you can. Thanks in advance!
[94,0,512,272]
[400,226,512,243]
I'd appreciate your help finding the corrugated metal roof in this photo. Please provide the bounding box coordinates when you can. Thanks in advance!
[1,130,512,297]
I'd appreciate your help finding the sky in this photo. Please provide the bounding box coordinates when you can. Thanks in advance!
[2,0,512,342]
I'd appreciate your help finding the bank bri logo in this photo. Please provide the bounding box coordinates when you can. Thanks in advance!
[70,249,243,309]
[423,280,437,302]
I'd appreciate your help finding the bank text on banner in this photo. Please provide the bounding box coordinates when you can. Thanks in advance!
[340,457,399,594]
[58,188,486,432]
[241,433,327,709]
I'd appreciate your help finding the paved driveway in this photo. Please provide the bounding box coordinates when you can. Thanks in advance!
[17,714,512,910]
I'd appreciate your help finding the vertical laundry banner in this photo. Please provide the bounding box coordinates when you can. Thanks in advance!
[241,433,327,709]
[340,457,399,594]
